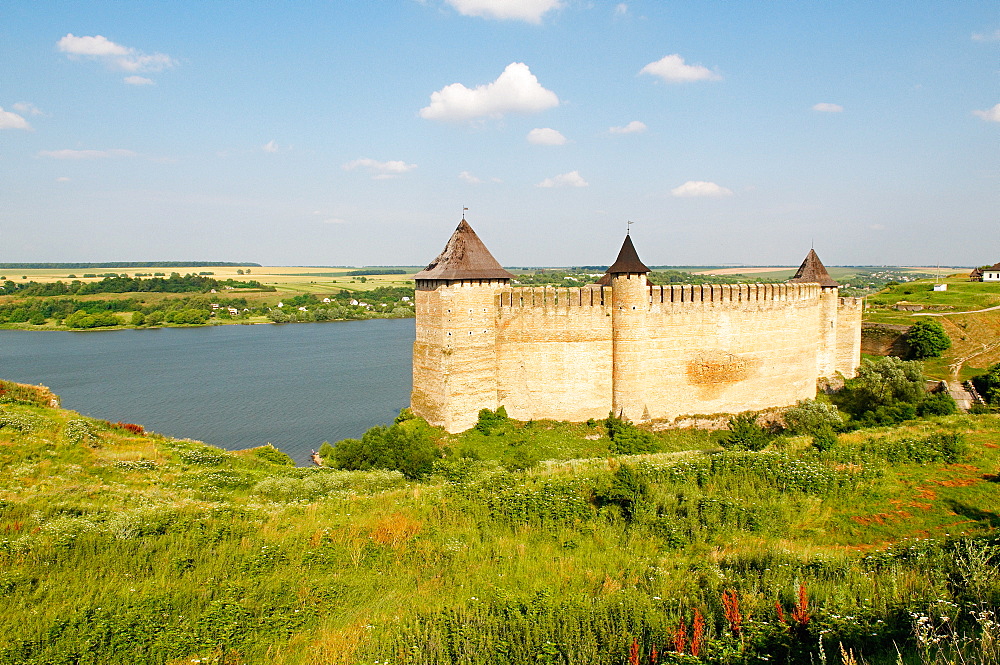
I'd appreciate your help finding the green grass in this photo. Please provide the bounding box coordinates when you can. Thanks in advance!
[0,398,998,664]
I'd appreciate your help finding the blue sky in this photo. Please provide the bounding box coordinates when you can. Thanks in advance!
[2,1,997,267]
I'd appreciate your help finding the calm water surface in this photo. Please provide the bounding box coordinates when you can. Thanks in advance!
[0,320,414,464]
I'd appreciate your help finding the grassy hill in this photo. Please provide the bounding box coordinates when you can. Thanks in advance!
[1,387,998,664]
[864,277,1000,382]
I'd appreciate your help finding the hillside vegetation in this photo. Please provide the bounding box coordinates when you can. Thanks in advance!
[1,384,998,665]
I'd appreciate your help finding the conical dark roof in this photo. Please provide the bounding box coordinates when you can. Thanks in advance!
[789,249,838,288]
[413,219,514,281]
[606,234,650,274]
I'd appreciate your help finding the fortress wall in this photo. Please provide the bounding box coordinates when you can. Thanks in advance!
[412,280,508,432]
[638,284,825,420]
[836,297,864,377]
[496,286,613,422]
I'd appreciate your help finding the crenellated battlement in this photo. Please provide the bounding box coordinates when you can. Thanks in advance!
[495,282,827,312]
[649,282,821,304]
[498,286,608,309]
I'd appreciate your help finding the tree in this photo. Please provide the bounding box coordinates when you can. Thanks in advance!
[331,415,440,479]
[972,362,1000,405]
[906,320,951,359]
[783,399,844,435]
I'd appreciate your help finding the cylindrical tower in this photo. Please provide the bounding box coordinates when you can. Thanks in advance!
[608,234,651,421]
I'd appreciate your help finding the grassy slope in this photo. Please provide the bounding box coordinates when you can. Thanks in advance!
[1,400,998,664]
[864,278,1000,381]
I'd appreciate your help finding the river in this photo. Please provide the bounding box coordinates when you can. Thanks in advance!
[0,320,414,465]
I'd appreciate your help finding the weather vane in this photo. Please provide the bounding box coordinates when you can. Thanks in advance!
[463,206,469,220]
[627,219,633,235]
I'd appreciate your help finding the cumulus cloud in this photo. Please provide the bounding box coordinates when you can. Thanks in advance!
[610,120,646,134]
[12,102,46,116]
[343,158,417,179]
[459,171,483,183]
[537,170,588,188]
[444,0,562,23]
[640,54,721,83]
[37,148,137,159]
[973,103,1000,122]
[614,4,629,16]
[420,62,559,121]
[57,33,176,75]
[0,107,31,130]
[262,140,279,153]
[670,180,733,198]
[124,75,154,86]
[812,102,844,113]
[527,127,567,145]
[972,29,1000,42]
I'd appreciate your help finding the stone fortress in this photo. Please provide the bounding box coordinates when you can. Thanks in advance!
[411,219,863,433]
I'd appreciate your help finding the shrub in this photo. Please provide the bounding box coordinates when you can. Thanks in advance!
[604,412,658,455]
[332,417,440,479]
[906,320,951,359]
[475,406,509,435]
[811,425,839,452]
[720,412,772,451]
[783,399,844,435]
[918,390,958,416]
[253,444,294,466]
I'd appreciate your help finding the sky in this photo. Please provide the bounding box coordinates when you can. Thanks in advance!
[1,1,998,267]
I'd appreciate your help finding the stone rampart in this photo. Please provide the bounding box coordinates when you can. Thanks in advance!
[413,279,862,433]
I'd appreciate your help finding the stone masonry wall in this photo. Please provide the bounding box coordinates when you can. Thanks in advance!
[413,280,858,433]
[496,286,613,422]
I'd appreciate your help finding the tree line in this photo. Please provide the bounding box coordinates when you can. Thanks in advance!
[0,273,274,297]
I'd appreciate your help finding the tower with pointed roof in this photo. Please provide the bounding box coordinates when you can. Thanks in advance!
[608,234,651,421]
[411,218,513,432]
[411,221,862,433]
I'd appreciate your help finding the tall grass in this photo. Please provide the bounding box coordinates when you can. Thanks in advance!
[0,403,998,664]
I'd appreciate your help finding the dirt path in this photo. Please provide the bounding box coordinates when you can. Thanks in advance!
[947,339,1000,381]
[913,304,1000,317]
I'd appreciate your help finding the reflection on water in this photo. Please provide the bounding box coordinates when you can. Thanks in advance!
[0,320,414,465]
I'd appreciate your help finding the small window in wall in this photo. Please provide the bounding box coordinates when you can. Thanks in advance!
[447,332,452,336]
[469,331,473,335]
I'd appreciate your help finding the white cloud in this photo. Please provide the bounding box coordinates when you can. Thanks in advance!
[124,75,154,86]
[870,224,885,231]
[972,29,1000,42]
[640,54,721,83]
[537,170,588,188]
[420,62,559,121]
[973,103,1000,123]
[527,127,566,145]
[670,180,733,198]
[812,102,844,113]
[56,177,71,182]
[610,120,646,134]
[262,140,279,153]
[38,148,137,160]
[443,0,562,23]
[0,107,31,130]
[459,171,483,183]
[614,4,629,16]
[12,102,46,116]
[57,33,130,56]
[57,33,176,75]
[343,158,417,179]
